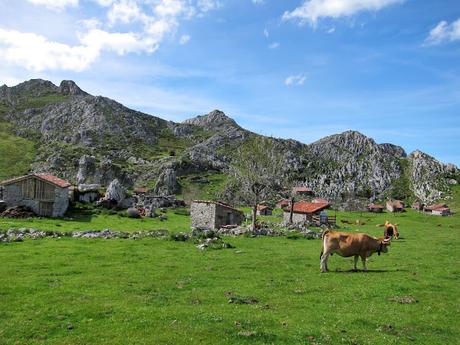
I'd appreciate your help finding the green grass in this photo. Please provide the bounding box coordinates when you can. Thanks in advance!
[448,185,460,213]
[178,173,228,201]
[0,207,191,234]
[0,129,36,180]
[0,209,459,344]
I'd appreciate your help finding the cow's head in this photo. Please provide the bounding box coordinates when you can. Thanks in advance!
[378,237,391,255]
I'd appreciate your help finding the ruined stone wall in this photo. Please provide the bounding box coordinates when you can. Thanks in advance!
[190,202,216,229]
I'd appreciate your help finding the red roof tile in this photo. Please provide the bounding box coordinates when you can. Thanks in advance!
[0,173,71,188]
[257,205,272,211]
[425,204,449,211]
[285,201,329,214]
[35,174,71,188]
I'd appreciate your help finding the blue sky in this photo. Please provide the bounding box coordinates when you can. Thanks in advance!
[0,0,459,165]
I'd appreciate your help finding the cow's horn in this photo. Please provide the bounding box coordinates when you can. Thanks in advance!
[383,238,391,244]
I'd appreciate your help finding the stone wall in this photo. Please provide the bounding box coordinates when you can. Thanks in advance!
[190,202,216,229]
[53,187,69,217]
[214,204,244,229]
[3,184,22,207]
[283,211,310,224]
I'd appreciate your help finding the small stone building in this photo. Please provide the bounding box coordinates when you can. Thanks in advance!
[386,200,404,213]
[283,201,330,223]
[256,204,273,216]
[424,204,451,216]
[0,174,71,217]
[190,200,244,230]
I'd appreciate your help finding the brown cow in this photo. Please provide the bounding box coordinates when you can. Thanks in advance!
[384,221,399,239]
[320,230,391,272]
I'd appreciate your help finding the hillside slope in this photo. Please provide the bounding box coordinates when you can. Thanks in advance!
[0,79,458,203]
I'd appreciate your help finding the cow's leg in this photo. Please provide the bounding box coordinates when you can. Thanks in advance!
[320,252,330,273]
[353,255,359,271]
[361,255,367,271]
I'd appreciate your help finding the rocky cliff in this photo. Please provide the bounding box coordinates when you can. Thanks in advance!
[0,79,457,203]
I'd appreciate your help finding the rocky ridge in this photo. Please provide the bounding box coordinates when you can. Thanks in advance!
[0,79,458,203]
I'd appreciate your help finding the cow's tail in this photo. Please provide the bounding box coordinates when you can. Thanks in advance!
[320,229,331,259]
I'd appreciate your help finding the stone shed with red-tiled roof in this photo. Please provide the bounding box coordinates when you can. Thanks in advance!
[0,174,71,217]
[283,201,330,223]
[190,200,244,230]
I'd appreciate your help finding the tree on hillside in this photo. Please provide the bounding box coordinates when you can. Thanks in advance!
[228,136,284,230]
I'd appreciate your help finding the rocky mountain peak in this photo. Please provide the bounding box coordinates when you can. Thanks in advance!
[13,79,58,96]
[183,109,242,132]
[59,80,88,96]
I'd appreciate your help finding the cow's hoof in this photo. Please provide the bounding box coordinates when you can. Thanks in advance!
[320,269,327,273]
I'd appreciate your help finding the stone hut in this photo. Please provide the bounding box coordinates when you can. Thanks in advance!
[256,204,273,216]
[386,200,404,213]
[283,201,330,223]
[425,204,451,216]
[0,174,71,217]
[190,200,244,230]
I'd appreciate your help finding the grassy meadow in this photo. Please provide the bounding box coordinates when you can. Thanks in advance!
[0,206,460,344]
[1,204,459,345]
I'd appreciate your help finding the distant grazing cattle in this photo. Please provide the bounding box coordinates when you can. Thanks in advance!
[320,230,391,272]
[384,221,399,239]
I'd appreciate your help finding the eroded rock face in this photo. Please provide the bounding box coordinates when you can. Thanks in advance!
[407,150,457,203]
[301,131,405,199]
[58,80,88,96]
[154,168,180,196]
[104,179,126,203]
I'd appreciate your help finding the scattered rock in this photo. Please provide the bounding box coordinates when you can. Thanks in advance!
[389,296,418,304]
[228,295,258,305]
[126,208,141,218]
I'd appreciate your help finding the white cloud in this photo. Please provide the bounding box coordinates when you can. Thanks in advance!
[27,0,78,11]
[197,0,222,12]
[425,19,460,46]
[79,18,103,30]
[0,0,221,72]
[268,42,280,49]
[93,0,114,6]
[285,74,307,86]
[179,34,191,44]
[108,0,143,25]
[0,29,97,72]
[252,0,265,4]
[79,29,156,54]
[282,0,405,26]
[263,28,269,37]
